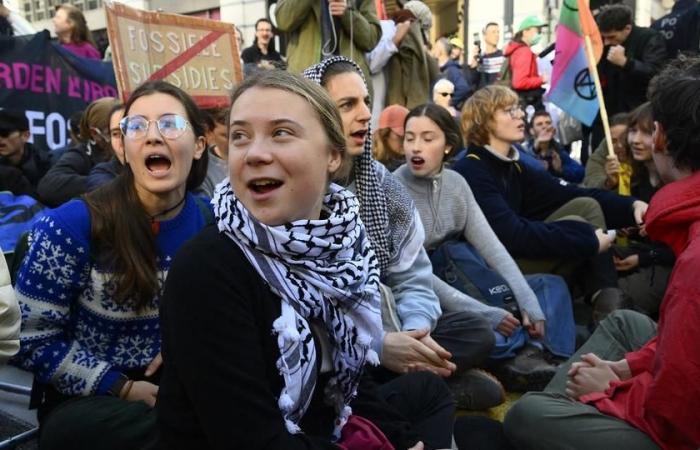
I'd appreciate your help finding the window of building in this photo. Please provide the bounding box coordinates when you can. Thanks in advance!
[36,11,44,20]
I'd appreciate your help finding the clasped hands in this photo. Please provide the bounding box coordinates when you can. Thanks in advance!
[381,329,456,377]
[565,353,631,400]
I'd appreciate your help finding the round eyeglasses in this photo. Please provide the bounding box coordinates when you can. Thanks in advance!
[119,114,191,140]
[504,105,524,119]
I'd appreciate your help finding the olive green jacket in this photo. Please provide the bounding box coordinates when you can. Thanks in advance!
[583,140,612,190]
[385,23,439,109]
[275,0,381,88]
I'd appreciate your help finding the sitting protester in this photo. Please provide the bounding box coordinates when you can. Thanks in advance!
[525,110,584,184]
[11,80,210,449]
[505,56,700,450]
[86,103,126,191]
[453,85,647,323]
[583,113,630,190]
[0,109,55,196]
[372,104,409,172]
[37,97,118,207]
[304,57,499,410]
[611,103,674,319]
[157,69,456,450]
[196,107,230,197]
[395,103,575,392]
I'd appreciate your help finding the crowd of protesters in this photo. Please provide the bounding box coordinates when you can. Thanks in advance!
[1,1,699,449]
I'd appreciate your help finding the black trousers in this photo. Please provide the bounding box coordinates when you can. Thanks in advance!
[377,372,455,450]
[431,310,495,375]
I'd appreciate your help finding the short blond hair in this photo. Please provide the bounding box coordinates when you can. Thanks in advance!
[461,85,519,147]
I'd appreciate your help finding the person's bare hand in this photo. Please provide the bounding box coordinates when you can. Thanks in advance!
[550,149,563,173]
[469,45,480,68]
[328,0,347,16]
[522,311,545,339]
[595,228,614,253]
[566,353,619,399]
[496,312,520,336]
[392,20,412,46]
[632,200,648,225]
[122,380,159,407]
[382,330,456,377]
[568,355,631,380]
[535,127,555,149]
[144,352,162,377]
[604,155,620,188]
[613,254,639,271]
[540,71,549,83]
[607,45,627,67]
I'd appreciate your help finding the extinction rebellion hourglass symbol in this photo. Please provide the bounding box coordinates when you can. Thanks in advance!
[574,68,597,101]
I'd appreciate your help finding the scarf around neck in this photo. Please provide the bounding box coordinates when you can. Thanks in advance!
[303,56,422,277]
[213,180,382,438]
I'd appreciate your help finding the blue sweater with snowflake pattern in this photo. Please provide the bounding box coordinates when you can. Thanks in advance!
[12,194,210,396]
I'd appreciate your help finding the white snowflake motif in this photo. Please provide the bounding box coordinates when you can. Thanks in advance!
[32,232,76,287]
[113,335,157,368]
[71,349,102,370]
[74,321,111,358]
[55,372,87,396]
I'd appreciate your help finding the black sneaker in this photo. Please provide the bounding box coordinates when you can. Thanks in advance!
[491,344,558,392]
[447,368,506,411]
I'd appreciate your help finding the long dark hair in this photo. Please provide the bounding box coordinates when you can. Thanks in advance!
[405,103,463,160]
[83,80,208,310]
[57,4,96,47]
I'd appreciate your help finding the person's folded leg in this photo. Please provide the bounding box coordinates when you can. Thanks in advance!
[504,392,659,450]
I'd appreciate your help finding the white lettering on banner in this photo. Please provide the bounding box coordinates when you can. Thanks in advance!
[127,62,233,91]
[24,110,70,150]
[126,26,221,57]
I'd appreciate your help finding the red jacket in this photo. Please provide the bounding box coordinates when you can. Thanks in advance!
[503,41,543,91]
[580,171,700,450]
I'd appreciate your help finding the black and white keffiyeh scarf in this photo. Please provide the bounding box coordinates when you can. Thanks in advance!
[303,56,424,278]
[213,181,382,438]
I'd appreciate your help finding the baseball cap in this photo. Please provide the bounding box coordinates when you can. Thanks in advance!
[0,109,29,134]
[378,105,410,137]
[449,37,464,49]
[517,16,546,33]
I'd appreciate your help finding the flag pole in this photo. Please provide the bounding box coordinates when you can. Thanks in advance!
[583,34,614,158]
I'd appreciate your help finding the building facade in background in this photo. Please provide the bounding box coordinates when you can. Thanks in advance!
[12,0,674,58]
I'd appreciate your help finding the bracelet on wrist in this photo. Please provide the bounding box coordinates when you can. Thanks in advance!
[120,380,135,400]
[107,374,130,397]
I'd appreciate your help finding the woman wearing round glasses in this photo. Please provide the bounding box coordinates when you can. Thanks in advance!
[11,80,210,449]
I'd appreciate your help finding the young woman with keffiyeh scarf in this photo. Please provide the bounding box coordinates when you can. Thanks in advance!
[156,70,456,449]
[303,56,504,411]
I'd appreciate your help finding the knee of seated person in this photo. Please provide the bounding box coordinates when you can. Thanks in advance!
[567,197,606,228]
[503,393,549,442]
[443,311,494,340]
[600,309,655,337]
[408,371,452,400]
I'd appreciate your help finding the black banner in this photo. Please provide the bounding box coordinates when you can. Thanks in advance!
[0,30,117,152]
